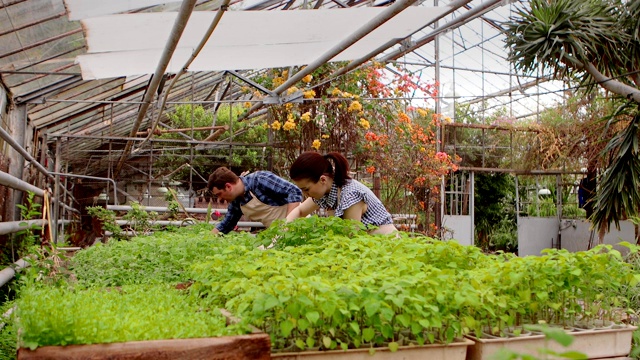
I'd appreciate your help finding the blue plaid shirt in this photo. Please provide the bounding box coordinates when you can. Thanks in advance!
[216,171,303,233]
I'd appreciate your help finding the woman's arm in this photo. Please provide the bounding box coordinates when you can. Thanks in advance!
[286,198,319,222]
[341,200,367,222]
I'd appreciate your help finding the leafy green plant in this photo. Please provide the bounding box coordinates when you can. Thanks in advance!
[86,206,122,239]
[121,201,158,235]
[16,285,249,349]
[13,192,42,253]
[257,216,367,249]
[70,224,250,287]
[0,301,17,360]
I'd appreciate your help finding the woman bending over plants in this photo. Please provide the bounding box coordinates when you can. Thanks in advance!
[287,151,397,235]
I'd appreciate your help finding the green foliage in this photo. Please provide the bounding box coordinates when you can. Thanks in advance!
[257,216,367,249]
[16,285,248,349]
[591,106,640,233]
[70,224,253,287]
[474,173,517,252]
[86,206,122,239]
[505,0,629,85]
[156,103,267,179]
[10,219,639,354]
[13,192,42,252]
[0,301,17,360]
[121,201,158,234]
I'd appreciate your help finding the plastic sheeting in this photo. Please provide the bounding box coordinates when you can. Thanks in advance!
[76,6,449,79]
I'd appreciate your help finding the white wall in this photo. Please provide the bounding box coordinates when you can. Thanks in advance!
[517,217,636,256]
[442,215,473,246]
[517,217,559,256]
[560,219,635,255]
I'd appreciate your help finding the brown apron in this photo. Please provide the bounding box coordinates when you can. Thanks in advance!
[240,191,289,227]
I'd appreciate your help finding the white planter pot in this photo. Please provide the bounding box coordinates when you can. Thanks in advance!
[465,324,637,360]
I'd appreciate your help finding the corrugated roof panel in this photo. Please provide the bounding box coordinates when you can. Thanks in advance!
[63,0,182,21]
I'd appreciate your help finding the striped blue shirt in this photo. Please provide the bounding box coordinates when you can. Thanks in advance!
[217,171,303,233]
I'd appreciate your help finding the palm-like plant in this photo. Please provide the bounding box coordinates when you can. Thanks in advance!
[504,0,640,240]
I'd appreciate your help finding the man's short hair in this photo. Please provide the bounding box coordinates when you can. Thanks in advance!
[207,167,239,191]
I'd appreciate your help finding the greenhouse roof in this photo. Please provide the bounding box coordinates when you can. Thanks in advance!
[0,0,564,178]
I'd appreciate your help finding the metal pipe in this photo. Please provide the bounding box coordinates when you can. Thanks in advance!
[328,0,472,80]
[113,0,199,179]
[0,259,29,288]
[0,126,77,205]
[49,172,119,206]
[53,138,61,242]
[0,219,46,236]
[237,0,419,121]
[0,126,51,180]
[139,0,231,149]
[108,205,227,215]
[0,170,43,195]
[0,170,77,214]
[381,0,504,61]
[115,219,264,228]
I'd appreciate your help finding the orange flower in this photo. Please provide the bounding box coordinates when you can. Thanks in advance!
[364,132,378,141]
[366,166,376,174]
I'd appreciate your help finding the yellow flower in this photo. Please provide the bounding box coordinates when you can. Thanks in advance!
[243,101,252,108]
[417,108,429,117]
[282,70,288,78]
[359,118,370,129]
[312,139,321,150]
[444,116,452,124]
[283,120,296,131]
[241,86,251,94]
[273,77,284,87]
[348,101,362,112]
[262,123,269,129]
[302,74,313,83]
[321,134,330,139]
[287,113,295,122]
[331,88,342,96]
[303,90,316,99]
[271,120,282,130]
[285,103,293,111]
[286,86,299,95]
[419,146,426,152]
[300,112,311,122]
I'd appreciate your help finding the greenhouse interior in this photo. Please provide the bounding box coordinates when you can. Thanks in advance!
[1,0,640,358]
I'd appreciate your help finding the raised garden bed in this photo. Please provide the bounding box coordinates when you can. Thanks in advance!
[271,338,473,360]
[465,325,637,360]
[17,334,271,360]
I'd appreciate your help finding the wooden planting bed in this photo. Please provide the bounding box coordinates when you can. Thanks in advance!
[16,333,271,360]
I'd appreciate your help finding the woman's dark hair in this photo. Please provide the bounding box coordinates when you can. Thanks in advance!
[289,151,351,187]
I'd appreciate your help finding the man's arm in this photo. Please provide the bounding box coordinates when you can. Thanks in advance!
[214,203,242,234]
